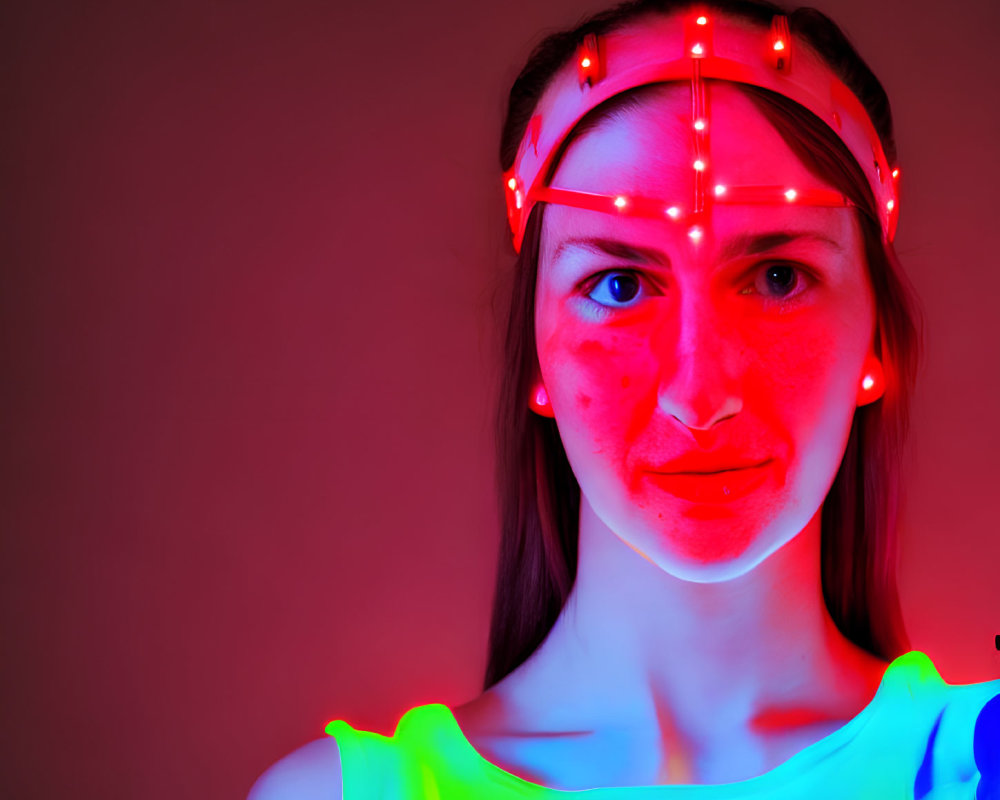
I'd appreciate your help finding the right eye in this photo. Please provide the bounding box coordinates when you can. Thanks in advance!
[586,270,645,308]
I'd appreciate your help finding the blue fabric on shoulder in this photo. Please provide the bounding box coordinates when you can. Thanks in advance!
[975,693,1000,800]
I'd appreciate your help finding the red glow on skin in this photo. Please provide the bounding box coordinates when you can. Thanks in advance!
[750,706,846,733]
[534,84,876,579]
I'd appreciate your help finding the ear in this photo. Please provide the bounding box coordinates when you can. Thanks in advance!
[529,382,556,418]
[856,353,885,406]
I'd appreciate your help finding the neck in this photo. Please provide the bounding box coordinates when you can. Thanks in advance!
[498,495,887,745]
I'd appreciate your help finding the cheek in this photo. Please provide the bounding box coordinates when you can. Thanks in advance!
[751,325,840,428]
[539,321,661,461]
[752,318,859,440]
[746,316,864,509]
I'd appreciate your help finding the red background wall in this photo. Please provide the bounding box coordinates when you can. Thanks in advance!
[2,0,997,797]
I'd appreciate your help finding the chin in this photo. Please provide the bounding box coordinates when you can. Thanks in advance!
[625,509,795,584]
[651,543,779,584]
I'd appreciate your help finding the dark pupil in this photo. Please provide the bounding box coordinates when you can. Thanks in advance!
[766,265,796,296]
[609,274,639,302]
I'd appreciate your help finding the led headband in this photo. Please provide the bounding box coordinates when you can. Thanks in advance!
[503,11,900,253]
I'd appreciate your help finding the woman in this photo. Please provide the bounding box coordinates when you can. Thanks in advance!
[250,0,999,796]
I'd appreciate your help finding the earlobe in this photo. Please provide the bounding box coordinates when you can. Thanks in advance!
[529,383,556,418]
[856,356,885,406]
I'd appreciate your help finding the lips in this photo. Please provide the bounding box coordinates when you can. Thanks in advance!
[645,459,773,503]
[651,449,769,475]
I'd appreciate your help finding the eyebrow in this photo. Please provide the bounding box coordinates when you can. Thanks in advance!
[552,231,844,266]
[553,237,670,266]
[720,231,844,261]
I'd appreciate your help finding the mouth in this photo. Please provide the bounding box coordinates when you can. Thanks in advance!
[645,459,772,503]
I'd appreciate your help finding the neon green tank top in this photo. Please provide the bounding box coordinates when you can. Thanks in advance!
[324,651,999,798]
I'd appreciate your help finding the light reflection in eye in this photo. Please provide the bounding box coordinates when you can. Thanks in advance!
[743,263,809,302]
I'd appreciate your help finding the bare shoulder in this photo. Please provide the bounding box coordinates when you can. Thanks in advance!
[247,736,342,800]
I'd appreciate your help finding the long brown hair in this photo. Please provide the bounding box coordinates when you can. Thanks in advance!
[485,0,924,690]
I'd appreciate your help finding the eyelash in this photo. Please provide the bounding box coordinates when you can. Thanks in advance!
[581,263,814,312]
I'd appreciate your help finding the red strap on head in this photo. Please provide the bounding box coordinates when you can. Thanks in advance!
[502,12,900,252]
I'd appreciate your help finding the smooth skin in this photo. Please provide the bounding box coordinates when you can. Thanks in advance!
[248,17,891,797]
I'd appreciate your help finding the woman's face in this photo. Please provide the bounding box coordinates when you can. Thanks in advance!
[535,83,877,582]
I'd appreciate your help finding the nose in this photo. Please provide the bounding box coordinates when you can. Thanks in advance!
[654,291,743,437]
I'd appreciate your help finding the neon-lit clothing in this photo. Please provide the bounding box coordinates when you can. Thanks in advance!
[325,651,999,798]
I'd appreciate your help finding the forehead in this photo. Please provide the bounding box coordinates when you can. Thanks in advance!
[549,82,821,199]
[541,82,861,261]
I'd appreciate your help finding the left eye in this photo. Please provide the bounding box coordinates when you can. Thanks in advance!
[587,271,644,307]
[751,263,805,298]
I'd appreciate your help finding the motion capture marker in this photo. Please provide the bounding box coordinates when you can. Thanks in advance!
[577,33,604,87]
[714,184,727,196]
[770,15,792,71]
[507,178,517,191]
[614,195,628,209]
[685,12,714,59]
[785,188,798,201]
[688,226,703,241]
[666,206,681,219]
[693,159,706,171]
[693,119,706,131]
[862,376,875,390]
[892,168,900,179]
[887,199,895,211]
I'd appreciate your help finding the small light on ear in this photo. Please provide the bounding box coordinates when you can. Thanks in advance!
[857,357,885,406]
[529,384,555,418]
